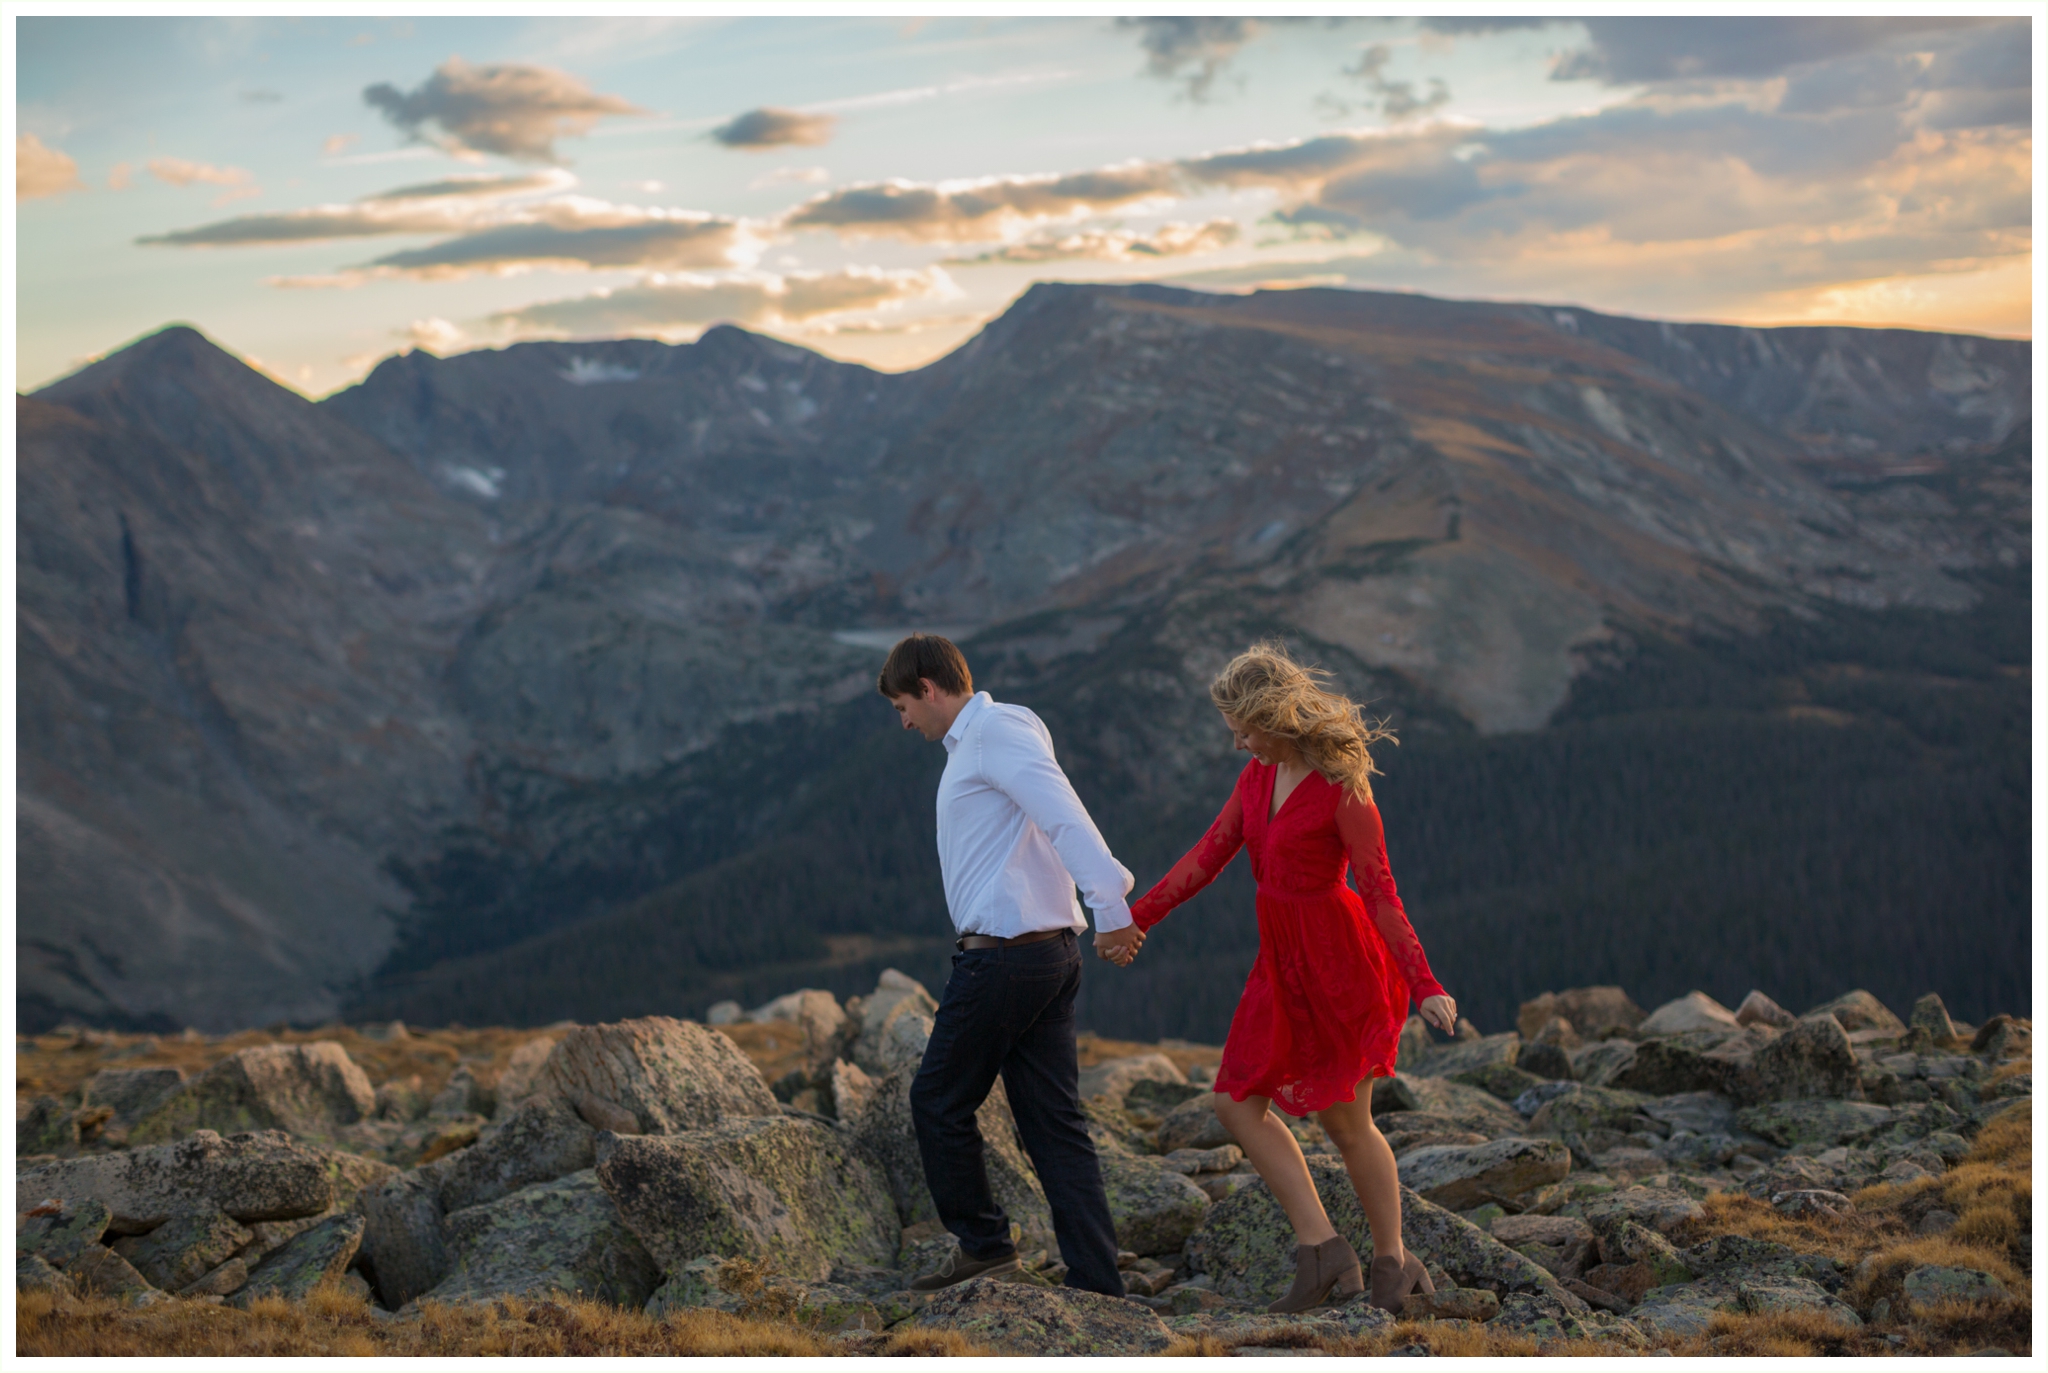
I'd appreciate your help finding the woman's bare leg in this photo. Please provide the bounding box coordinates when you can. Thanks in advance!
[1316,1094,1405,1265]
[1212,1092,1338,1246]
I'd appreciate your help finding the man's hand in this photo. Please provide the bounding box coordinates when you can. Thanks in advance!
[1095,925,1144,967]
[1419,993,1458,1035]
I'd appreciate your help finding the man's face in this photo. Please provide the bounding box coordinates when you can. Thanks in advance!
[890,682,952,741]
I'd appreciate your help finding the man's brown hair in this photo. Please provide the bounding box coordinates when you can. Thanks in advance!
[878,633,973,699]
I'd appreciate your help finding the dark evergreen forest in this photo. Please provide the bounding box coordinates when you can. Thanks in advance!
[348,565,2029,1040]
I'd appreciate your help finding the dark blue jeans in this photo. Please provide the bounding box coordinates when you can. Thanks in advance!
[909,929,1125,1297]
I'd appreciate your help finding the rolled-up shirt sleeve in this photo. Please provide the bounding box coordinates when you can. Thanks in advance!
[981,713,1136,932]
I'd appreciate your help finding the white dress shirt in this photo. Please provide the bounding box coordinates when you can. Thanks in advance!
[936,691,1135,938]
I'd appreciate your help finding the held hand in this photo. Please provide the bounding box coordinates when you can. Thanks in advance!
[1095,925,1144,968]
[1419,994,1458,1036]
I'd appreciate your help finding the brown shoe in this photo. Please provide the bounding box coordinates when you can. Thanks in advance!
[909,1245,1022,1292]
[1267,1235,1365,1313]
[1368,1251,1434,1312]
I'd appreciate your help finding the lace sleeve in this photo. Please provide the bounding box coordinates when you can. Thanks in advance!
[1335,793,1446,1005]
[1129,787,1246,931]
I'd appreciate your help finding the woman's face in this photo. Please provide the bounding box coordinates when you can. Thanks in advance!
[1223,714,1297,766]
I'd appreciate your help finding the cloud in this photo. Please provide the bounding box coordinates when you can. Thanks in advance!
[1554,17,1987,85]
[363,57,644,162]
[147,157,253,189]
[784,163,1183,242]
[137,171,574,247]
[491,266,952,339]
[1343,45,1450,122]
[362,170,575,202]
[356,200,749,280]
[947,218,1241,265]
[1118,17,1260,101]
[323,133,360,156]
[402,317,466,353]
[241,89,283,104]
[107,162,133,190]
[711,107,837,149]
[18,134,85,198]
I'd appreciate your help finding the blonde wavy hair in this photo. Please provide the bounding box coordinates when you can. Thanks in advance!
[1210,641,1395,802]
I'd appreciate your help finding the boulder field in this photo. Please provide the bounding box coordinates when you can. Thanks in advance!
[17,981,2031,1354]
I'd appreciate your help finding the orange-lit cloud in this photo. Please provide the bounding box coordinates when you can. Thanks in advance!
[492,265,953,339]
[363,57,644,163]
[18,134,85,198]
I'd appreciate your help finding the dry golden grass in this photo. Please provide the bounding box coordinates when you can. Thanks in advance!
[19,1018,836,1123]
[15,1286,1007,1357]
[16,1023,546,1115]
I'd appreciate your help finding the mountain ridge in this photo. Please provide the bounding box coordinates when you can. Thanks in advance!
[17,284,2029,1034]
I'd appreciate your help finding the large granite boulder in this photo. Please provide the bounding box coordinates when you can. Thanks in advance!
[1637,992,1741,1037]
[66,1244,165,1305]
[852,971,939,1077]
[1735,1099,1893,1150]
[16,1198,115,1268]
[1186,1159,1566,1305]
[1569,1040,1641,1088]
[1627,1275,1747,1336]
[595,1116,900,1280]
[129,1044,375,1145]
[352,1098,589,1309]
[1526,1085,1649,1156]
[1605,1028,1768,1101]
[1396,1137,1571,1211]
[1907,994,1959,1045]
[491,1037,560,1117]
[1098,1156,1211,1256]
[229,1213,363,1308]
[1735,991,1798,1029]
[1517,988,1644,1042]
[1404,1033,1521,1080]
[420,1170,660,1309]
[1372,1074,1527,1134]
[438,1096,597,1213]
[1077,1053,1186,1103]
[1157,1093,1236,1153]
[80,1067,189,1137]
[912,1276,1174,1355]
[847,1068,1051,1245]
[108,1204,251,1292]
[17,1130,333,1232]
[359,1165,452,1309]
[1751,1015,1862,1101]
[744,989,850,1059]
[530,1017,778,1135]
[1576,1186,1705,1236]
[1804,991,1905,1035]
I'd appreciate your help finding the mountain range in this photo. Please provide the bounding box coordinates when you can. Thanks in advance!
[17,283,2030,1038]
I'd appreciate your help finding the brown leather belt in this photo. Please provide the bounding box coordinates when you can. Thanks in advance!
[957,927,1069,951]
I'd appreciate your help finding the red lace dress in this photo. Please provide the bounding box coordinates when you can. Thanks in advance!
[1130,761,1445,1116]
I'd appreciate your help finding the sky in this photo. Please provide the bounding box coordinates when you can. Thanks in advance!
[11,9,2038,397]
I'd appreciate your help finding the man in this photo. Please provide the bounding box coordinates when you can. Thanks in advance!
[880,633,1144,1297]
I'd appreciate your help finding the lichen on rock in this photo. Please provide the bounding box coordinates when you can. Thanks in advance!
[419,1170,659,1310]
[595,1115,900,1280]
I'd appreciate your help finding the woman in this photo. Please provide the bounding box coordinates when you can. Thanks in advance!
[1128,642,1457,1314]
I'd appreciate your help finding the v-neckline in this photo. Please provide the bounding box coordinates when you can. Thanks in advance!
[1267,761,1313,824]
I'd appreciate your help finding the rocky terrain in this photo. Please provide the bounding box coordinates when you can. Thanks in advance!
[16,284,2030,1042]
[18,977,2031,1356]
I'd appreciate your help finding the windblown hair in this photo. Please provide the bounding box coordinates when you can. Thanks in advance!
[1209,641,1395,802]
[877,633,973,699]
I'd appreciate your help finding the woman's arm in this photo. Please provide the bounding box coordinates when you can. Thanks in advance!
[1129,787,1246,931]
[1335,793,1448,1008]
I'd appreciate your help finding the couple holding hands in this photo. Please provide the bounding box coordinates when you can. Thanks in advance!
[880,633,1457,1314]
